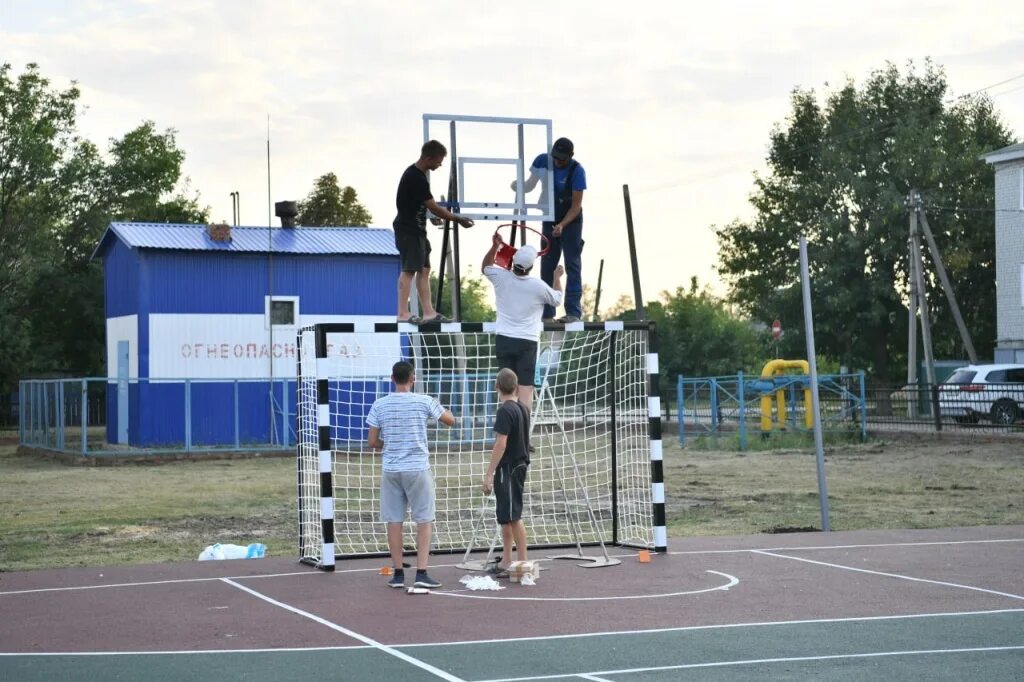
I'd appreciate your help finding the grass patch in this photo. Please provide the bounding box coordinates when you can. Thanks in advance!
[664,435,1024,536]
[0,443,296,571]
[3,432,1023,571]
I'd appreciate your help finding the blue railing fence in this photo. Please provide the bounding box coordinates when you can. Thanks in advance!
[677,372,868,449]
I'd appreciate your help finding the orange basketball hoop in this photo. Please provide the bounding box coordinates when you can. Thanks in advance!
[493,224,550,270]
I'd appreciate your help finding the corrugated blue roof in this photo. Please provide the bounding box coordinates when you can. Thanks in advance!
[91,222,398,260]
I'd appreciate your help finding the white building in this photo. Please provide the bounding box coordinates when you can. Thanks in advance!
[983,142,1024,363]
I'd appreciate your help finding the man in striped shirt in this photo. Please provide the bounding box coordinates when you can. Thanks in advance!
[367,361,456,588]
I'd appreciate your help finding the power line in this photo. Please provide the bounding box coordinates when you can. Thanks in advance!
[928,204,1024,214]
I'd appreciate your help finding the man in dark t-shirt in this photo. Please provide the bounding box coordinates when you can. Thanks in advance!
[482,368,531,575]
[393,140,474,323]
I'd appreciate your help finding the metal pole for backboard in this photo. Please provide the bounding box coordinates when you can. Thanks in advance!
[800,236,831,532]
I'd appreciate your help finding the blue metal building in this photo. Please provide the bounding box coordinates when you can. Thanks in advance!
[91,222,399,447]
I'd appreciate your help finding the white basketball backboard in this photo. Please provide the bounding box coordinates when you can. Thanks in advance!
[422,114,555,222]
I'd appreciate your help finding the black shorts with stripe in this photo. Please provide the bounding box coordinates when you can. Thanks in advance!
[493,461,528,524]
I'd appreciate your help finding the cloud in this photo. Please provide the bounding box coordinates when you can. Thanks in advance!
[2,0,1021,307]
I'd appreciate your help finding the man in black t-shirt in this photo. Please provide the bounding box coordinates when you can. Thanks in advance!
[393,140,474,323]
[482,368,531,575]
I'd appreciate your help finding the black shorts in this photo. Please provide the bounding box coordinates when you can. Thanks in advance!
[495,335,538,388]
[494,461,528,524]
[394,230,431,272]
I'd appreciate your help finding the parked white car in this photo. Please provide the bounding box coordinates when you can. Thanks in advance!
[938,364,1024,425]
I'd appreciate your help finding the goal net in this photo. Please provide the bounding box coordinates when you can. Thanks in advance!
[296,321,665,570]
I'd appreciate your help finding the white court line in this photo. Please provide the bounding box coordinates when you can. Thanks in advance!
[400,608,1024,648]
[2,609,1022,658]
[432,571,737,602]
[0,644,374,657]
[1,536,1020,597]
[663,537,1024,556]
[474,646,1024,682]
[752,550,1024,601]
[578,674,614,682]
[220,578,465,682]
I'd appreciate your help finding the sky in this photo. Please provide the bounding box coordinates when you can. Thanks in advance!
[3,0,1023,317]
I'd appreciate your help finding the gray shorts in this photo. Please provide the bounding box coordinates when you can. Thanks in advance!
[380,470,436,523]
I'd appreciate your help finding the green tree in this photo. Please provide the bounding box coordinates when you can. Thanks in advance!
[716,60,1014,382]
[297,172,372,226]
[0,63,207,387]
[431,274,495,322]
[607,279,766,396]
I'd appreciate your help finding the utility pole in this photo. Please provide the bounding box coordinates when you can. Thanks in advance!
[907,190,936,403]
[917,210,978,363]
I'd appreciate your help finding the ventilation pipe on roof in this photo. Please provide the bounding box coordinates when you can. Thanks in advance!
[275,201,298,228]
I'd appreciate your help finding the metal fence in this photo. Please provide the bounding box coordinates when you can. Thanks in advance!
[678,372,867,450]
[678,372,1024,449]
[861,383,1024,434]
[19,377,296,456]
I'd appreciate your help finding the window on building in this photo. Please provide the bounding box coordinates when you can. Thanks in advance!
[266,296,299,328]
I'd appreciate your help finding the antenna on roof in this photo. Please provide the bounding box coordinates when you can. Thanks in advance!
[266,114,279,445]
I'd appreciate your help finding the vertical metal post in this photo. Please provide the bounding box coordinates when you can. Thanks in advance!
[593,259,605,322]
[622,185,645,320]
[43,381,50,449]
[710,378,719,439]
[81,379,88,455]
[449,120,463,320]
[646,323,667,552]
[931,384,943,432]
[282,379,290,448]
[607,331,619,544]
[800,236,831,532]
[56,381,65,452]
[185,379,192,453]
[677,375,685,447]
[858,370,868,442]
[234,379,240,449]
[19,381,25,445]
[738,370,747,451]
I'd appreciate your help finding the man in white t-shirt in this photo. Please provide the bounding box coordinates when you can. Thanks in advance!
[482,235,564,411]
[367,361,456,589]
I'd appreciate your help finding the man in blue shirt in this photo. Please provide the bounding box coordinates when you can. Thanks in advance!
[515,137,587,322]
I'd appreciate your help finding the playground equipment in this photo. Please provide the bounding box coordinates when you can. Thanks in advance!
[757,360,812,433]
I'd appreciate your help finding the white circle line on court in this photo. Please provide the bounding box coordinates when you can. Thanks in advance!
[0,536,1020,597]
[430,570,738,601]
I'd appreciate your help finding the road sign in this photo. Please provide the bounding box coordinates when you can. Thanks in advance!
[771,319,782,341]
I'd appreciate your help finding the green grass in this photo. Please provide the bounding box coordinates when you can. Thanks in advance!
[2,432,1023,572]
[663,435,1024,535]
[0,443,296,571]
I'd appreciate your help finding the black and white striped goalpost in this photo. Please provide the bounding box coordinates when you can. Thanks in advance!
[297,320,665,569]
[646,323,668,552]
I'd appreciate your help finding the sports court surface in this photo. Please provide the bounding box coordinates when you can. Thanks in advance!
[1,526,1022,681]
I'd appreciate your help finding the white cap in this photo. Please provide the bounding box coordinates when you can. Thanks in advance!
[512,245,537,270]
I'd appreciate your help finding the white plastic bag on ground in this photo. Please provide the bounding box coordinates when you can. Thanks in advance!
[197,543,267,561]
[459,575,504,591]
